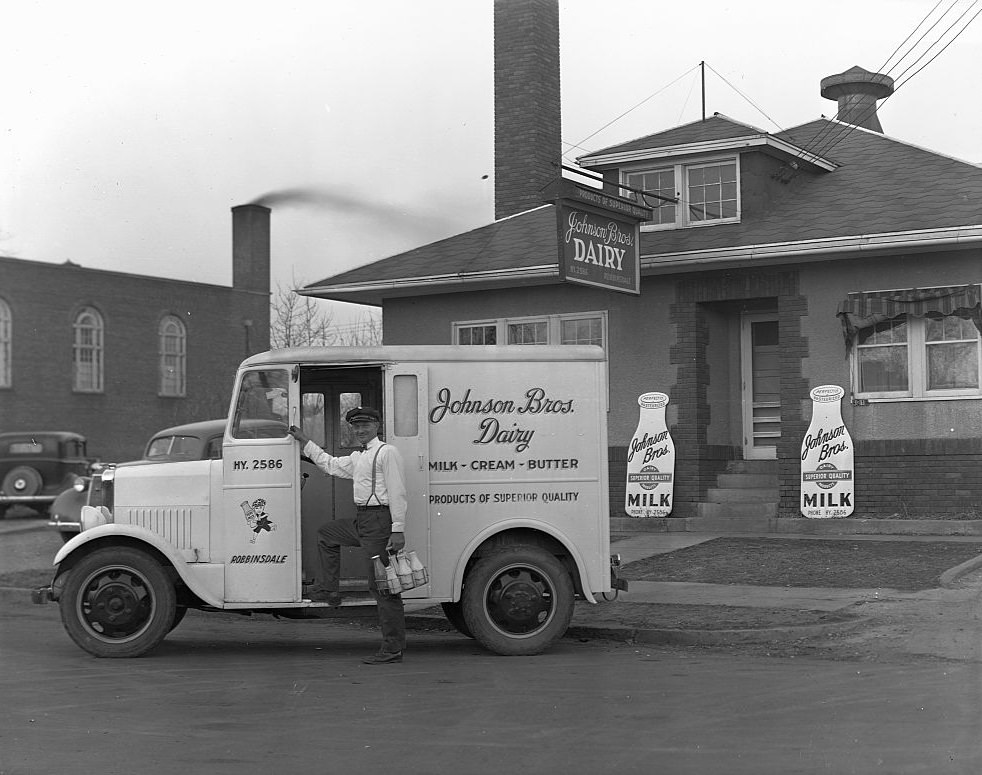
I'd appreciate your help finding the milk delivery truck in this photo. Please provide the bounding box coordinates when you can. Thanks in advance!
[34,345,626,658]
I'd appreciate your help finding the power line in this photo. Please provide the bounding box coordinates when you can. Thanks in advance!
[560,64,700,165]
[797,0,981,164]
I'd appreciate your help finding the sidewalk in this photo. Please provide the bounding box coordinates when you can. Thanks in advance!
[4,521,982,648]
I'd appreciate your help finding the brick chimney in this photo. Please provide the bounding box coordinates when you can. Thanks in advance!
[493,0,561,221]
[820,66,894,133]
[231,204,271,295]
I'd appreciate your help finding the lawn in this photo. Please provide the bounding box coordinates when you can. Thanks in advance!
[619,537,982,591]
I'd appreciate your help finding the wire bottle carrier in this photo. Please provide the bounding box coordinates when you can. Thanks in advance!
[372,550,428,594]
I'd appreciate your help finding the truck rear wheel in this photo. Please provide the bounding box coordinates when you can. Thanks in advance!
[440,602,474,639]
[59,547,177,658]
[461,545,574,656]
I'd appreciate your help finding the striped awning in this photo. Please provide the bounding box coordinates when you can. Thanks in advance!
[836,285,982,349]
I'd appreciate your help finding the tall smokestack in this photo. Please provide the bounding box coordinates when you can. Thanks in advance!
[232,204,271,295]
[493,0,561,221]
[820,66,894,133]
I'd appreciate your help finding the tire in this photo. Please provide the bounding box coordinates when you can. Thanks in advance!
[460,545,574,656]
[59,547,177,658]
[170,605,188,632]
[3,466,43,498]
[440,601,474,639]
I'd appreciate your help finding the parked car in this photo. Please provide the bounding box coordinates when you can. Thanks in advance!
[48,419,236,540]
[0,431,96,519]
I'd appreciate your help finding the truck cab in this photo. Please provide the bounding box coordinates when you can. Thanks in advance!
[35,345,622,657]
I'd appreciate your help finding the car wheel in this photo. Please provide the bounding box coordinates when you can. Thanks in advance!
[59,547,177,658]
[2,466,43,498]
[460,545,574,656]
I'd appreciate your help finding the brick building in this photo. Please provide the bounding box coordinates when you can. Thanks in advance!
[0,205,271,461]
[299,0,982,530]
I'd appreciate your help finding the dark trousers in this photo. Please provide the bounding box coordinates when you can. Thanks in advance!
[316,506,405,654]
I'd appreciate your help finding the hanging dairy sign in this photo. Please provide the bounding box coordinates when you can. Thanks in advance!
[800,385,855,518]
[556,180,649,295]
[625,392,675,517]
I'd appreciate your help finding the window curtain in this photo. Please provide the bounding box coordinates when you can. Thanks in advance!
[836,285,982,351]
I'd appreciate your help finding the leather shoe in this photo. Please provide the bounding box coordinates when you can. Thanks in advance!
[308,588,342,607]
[362,651,403,665]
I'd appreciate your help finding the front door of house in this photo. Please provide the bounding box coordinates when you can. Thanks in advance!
[741,313,780,460]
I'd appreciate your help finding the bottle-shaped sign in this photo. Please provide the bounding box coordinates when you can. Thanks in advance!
[625,392,675,517]
[800,385,854,518]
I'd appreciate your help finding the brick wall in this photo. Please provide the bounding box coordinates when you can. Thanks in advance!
[0,256,269,462]
[854,439,982,517]
[493,0,561,220]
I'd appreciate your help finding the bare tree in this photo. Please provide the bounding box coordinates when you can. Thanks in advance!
[270,275,381,348]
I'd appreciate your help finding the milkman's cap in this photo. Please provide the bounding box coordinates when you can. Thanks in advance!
[345,406,381,424]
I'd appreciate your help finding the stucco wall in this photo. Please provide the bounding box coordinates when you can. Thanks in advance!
[797,249,982,441]
[382,277,679,447]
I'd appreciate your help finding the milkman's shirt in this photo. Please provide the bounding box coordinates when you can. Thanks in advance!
[303,437,408,532]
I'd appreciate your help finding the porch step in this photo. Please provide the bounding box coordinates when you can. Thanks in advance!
[696,501,778,519]
[695,459,778,531]
[716,473,778,489]
[706,487,776,503]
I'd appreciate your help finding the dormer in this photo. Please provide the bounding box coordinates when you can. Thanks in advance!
[576,114,836,233]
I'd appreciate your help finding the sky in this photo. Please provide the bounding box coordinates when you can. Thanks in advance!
[3,0,981,318]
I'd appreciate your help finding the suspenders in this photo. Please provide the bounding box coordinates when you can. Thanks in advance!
[364,443,386,507]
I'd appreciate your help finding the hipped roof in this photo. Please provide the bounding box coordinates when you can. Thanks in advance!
[303,115,982,304]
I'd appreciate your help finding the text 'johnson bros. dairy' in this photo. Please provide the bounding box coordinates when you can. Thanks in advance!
[428,386,574,454]
[625,392,675,517]
[800,385,855,518]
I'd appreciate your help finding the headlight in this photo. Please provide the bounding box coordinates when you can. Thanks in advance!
[72,476,88,492]
[80,505,113,531]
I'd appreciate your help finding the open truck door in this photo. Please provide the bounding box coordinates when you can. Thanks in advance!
[222,367,300,603]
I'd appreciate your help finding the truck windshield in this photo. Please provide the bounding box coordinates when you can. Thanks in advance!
[232,369,290,439]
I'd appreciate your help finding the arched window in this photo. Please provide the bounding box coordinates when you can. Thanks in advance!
[159,315,187,396]
[73,307,104,393]
[0,298,11,388]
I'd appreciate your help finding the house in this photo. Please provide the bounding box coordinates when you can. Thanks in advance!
[298,0,982,531]
[0,205,272,461]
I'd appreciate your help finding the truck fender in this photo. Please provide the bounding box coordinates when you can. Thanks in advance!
[53,524,224,608]
[450,518,596,604]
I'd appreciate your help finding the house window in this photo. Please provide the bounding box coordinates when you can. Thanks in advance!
[840,286,982,400]
[456,323,497,345]
[159,315,187,397]
[73,307,104,393]
[623,157,739,230]
[0,298,10,388]
[454,312,607,350]
[508,321,548,345]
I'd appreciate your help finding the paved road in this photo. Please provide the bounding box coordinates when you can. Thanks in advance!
[3,601,981,775]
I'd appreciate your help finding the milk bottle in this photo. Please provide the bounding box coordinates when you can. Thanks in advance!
[625,392,675,517]
[800,385,854,518]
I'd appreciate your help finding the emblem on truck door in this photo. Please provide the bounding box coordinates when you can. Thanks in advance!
[240,498,277,543]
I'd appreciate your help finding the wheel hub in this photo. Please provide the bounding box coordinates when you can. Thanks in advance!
[487,567,553,635]
[80,569,153,638]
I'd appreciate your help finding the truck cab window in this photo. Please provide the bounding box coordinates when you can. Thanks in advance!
[232,369,290,439]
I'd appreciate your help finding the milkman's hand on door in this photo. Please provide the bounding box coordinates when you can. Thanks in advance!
[288,425,310,447]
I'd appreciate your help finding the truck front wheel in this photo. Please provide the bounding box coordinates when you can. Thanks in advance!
[59,547,177,658]
[461,545,574,656]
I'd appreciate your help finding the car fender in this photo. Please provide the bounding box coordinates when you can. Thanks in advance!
[450,518,595,604]
[54,524,224,608]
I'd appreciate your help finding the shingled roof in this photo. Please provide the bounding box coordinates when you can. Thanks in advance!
[303,115,982,302]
